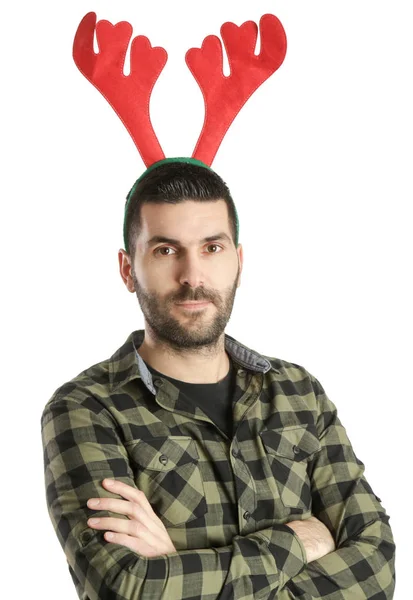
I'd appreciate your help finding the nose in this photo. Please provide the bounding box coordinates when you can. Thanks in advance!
[178,251,205,288]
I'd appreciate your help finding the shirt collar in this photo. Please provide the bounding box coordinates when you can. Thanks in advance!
[108,329,272,394]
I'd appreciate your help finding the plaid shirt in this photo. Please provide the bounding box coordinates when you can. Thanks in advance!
[41,330,395,599]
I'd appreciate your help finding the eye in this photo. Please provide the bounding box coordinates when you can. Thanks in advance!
[206,244,222,254]
[154,246,177,256]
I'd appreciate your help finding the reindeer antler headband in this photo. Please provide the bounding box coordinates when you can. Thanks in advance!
[73,12,287,251]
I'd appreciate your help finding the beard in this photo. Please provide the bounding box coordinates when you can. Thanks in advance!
[131,266,240,352]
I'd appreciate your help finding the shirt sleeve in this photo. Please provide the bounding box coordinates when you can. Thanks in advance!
[284,375,396,599]
[41,394,306,600]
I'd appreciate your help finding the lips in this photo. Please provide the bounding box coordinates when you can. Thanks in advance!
[176,301,211,308]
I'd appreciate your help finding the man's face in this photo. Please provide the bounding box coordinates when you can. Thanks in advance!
[128,199,243,351]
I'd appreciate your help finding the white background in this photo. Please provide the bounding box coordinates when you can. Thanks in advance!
[1,0,411,598]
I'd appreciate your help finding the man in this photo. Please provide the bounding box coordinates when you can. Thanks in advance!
[41,161,395,599]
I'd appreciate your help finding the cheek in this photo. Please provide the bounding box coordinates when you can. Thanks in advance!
[141,262,178,295]
[149,262,176,283]
[137,258,172,284]
[212,257,238,285]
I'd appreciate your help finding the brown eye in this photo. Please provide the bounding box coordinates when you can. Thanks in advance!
[155,247,176,256]
[206,244,221,253]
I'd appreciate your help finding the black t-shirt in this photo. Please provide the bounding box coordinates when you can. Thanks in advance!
[146,360,237,438]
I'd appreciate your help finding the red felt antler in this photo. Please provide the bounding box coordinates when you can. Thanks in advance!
[73,12,167,167]
[186,14,287,166]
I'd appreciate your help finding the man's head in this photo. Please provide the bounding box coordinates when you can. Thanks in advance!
[123,160,239,257]
[119,161,243,351]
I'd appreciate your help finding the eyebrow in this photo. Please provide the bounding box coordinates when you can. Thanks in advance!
[146,232,233,248]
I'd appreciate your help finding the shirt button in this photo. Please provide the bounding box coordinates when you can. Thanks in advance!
[159,454,168,466]
[232,449,240,458]
[292,445,301,455]
[80,529,94,545]
[153,378,163,387]
[237,369,246,377]
[243,511,251,521]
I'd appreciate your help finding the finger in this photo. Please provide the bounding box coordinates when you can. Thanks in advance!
[103,531,161,558]
[102,480,166,527]
[126,485,160,518]
[88,496,166,536]
[87,516,167,548]
[89,515,172,554]
[102,479,143,503]
[87,497,141,520]
[88,510,169,544]
[102,480,152,515]
[87,512,155,539]
[88,516,135,535]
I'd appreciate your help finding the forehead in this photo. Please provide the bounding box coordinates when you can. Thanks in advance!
[139,199,231,242]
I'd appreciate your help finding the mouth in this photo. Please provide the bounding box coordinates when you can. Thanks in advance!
[175,301,211,310]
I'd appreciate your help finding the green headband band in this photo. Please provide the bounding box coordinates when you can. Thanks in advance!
[123,157,240,253]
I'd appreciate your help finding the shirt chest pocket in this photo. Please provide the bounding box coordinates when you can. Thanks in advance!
[125,436,207,527]
[260,425,321,510]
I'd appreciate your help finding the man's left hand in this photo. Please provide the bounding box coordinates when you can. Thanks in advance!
[87,479,176,557]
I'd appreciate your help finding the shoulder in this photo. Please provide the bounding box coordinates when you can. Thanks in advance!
[267,357,323,407]
[263,354,323,393]
[41,356,113,426]
[41,331,139,426]
[227,332,325,396]
[258,352,336,434]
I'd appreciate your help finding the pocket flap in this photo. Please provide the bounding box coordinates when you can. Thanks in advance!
[126,436,199,472]
[261,425,320,460]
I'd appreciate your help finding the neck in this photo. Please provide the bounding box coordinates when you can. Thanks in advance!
[137,328,230,384]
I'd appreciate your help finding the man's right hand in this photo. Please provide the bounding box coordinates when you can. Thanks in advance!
[285,516,336,563]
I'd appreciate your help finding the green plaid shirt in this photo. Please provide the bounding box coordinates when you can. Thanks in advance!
[41,330,395,599]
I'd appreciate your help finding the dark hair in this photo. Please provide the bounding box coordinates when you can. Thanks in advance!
[124,162,238,257]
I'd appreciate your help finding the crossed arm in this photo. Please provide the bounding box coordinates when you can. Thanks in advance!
[42,385,395,599]
[87,479,334,563]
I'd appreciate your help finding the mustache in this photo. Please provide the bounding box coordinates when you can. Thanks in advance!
[170,288,218,304]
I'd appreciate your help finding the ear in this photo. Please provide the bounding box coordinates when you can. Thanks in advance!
[118,249,135,292]
[236,243,243,287]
